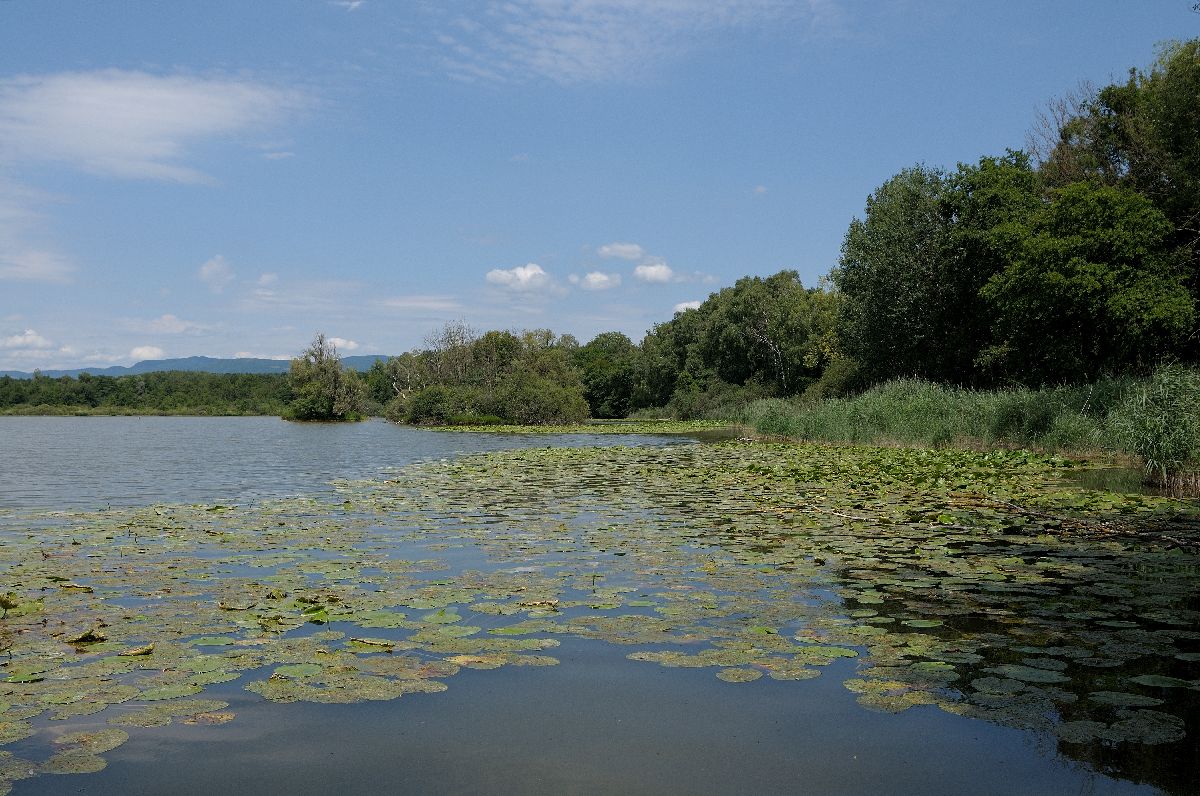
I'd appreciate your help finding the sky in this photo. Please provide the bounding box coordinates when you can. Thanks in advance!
[1,0,1197,370]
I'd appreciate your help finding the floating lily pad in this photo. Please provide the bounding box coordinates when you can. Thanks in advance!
[716,668,763,683]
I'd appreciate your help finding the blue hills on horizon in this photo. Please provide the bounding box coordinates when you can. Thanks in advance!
[0,354,389,380]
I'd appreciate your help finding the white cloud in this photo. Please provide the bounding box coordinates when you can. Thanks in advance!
[262,151,295,160]
[129,345,165,361]
[258,272,278,286]
[597,242,645,260]
[0,247,74,283]
[124,314,207,334]
[429,1,808,84]
[753,184,768,195]
[0,70,305,182]
[569,271,621,290]
[485,262,551,291]
[329,337,360,351]
[673,300,701,313]
[634,261,675,283]
[1,328,52,349]
[335,0,364,10]
[0,180,74,283]
[380,295,464,312]
[198,255,235,293]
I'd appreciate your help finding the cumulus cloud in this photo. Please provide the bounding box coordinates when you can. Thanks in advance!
[569,271,622,291]
[427,1,811,84]
[485,262,551,291]
[1,328,53,349]
[634,261,675,283]
[0,70,305,182]
[329,337,359,351]
[198,255,235,293]
[597,242,645,261]
[129,345,165,361]
[673,300,702,313]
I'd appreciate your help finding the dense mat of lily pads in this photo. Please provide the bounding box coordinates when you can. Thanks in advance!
[2,441,1198,793]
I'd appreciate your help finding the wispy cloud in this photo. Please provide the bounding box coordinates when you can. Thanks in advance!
[597,241,645,260]
[0,70,305,182]
[0,179,74,283]
[380,295,464,312]
[430,1,814,84]
[198,255,235,293]
[122,314,209,334]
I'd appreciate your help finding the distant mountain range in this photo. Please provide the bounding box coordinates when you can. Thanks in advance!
[0,355,390,380]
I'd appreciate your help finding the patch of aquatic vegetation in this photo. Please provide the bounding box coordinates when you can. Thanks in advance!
[421,419,731,434]
[2,441,1198,793]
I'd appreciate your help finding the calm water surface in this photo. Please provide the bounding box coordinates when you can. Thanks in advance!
[0,418,1167,795]
[0,416,688,510]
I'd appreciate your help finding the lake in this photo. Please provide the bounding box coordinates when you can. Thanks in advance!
[1,417,1195,795]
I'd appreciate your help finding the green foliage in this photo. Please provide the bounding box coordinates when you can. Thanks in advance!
[1109,364,1200,487]
[574,331,638,418]
[284,333,366,422]
[631,270,840,416]
[386,324,589,425]
[0,371,290,415]
[834,166,956,383]
[981,182,1193,383]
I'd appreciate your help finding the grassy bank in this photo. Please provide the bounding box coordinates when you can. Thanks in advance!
[721,368,1200,493]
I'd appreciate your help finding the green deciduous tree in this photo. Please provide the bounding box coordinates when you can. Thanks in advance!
[981,182,1194,384]
[284,333,366,421]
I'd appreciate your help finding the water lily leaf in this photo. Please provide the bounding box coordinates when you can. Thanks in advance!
[984,665,1070,684]
[715,668,762,683]
[53,728,128,754]
[273,664,323,679]
[1128,674,1193,689]
[1088,691,1164,708]
[40,752,107,775]
[181,711,236,726]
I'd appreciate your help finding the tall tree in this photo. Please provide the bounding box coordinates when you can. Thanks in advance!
[285,333,366,421]
[981,182,1194,383]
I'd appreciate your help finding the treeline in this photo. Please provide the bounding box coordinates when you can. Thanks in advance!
[0,371,291,415]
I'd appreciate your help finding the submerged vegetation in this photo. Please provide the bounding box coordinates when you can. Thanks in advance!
[1,440,1197,792]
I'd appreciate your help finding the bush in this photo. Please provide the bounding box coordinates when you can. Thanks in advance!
[490,376,589,425]
[1110,364,1200,489]
[401,385,483,425]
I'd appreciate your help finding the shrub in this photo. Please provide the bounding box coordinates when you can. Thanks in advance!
[1110,364,1200,489]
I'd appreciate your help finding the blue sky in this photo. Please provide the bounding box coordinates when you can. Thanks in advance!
[1,1,1196,369]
